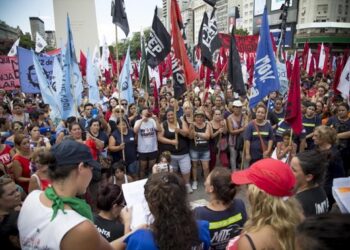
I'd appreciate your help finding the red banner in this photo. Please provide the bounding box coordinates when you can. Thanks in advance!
[0,56,20,90]
[219,33,259,53]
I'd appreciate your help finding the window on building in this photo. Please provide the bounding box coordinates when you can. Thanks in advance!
[338,5,342,14]
[317,4,328,15]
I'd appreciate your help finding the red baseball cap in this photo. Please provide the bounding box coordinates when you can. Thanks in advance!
[231,158,296,197]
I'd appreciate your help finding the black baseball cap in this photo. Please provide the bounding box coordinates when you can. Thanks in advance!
[50,139,100,170]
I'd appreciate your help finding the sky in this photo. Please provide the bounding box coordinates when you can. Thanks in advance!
[0,0,163,45]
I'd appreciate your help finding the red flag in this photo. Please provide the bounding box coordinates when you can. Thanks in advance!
[170,0,198,97]
[79,50,87,76]
[322,46,330,75]
[203,67,211,102]
[285,58,302,135]
[308,54,316,77]
[333,56,344,95]
[104,69,112,85]
[199,63,205,80]
[302,42,309,70]
[109,54,117,76]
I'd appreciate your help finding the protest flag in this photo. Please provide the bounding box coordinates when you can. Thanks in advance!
[140,34,150,94]
[249,7,280,109]
[101,38,110,71]
[198,8,221,70]
[63,14,83,117]
[80,50,87,76]
[119,46,134,104]
[285,57,302,135]
[170,0,198,98]
[111,0,129,37]
[146,7,171,68]
[32,51,61,120]
[8,38,20,56]
[86,48,101,104]
[203,0,217,7]
[35,32,47,53]
[337,56,350,103]
[302,41,309,70]
[227,27,246,96]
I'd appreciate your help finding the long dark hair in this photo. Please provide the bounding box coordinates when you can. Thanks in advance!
[144,172,200,250]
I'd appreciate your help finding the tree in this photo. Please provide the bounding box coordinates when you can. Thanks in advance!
[234,28,249,36]
[19,32,35,49]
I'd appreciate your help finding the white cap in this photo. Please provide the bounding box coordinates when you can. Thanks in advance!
[232,100,243,107]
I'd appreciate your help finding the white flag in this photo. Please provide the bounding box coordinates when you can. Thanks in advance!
[337,56,350,103]
[318,43,325,70]
[7,38,20,56]
[100,37,109,71]
[92,45,101,76]
[35,32,47,53]
[306,48,312,74]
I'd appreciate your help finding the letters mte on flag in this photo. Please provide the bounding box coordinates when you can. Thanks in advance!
[111,0,129,37]
[146,7,171,68]
[249,7,280,109]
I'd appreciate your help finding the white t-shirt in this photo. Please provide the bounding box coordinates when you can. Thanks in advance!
[135,118,158,153]
[18,190,87,250]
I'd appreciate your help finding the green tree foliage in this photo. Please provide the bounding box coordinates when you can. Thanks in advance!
[234,28,249,36]
[19,32,35,49]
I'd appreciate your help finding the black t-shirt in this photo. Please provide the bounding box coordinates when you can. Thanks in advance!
[194,199,247,250]
[160,119,189,155]
[94,214,124,242]
[326,116,350,152]
[296,186,329,217]
[0,211,20,249]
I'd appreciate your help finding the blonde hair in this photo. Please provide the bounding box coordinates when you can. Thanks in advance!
[244,185,302,250]
[182,101,193,109]
[314,125,337,145]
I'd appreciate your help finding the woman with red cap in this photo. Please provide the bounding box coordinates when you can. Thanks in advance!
[227,158,303,250]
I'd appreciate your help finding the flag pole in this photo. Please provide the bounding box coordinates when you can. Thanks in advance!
[115,24,125,161]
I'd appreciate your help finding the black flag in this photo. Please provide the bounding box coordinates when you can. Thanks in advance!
[111,0,129,37]
[203,0,217,7]
[198,8,221,70]
[146,7,171,68]
[228,27,246,96]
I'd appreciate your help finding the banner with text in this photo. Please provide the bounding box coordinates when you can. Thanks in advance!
[0,56,20,90]
[17,47,55,94]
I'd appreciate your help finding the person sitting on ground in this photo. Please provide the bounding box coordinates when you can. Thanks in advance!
[110,161,133,186]
[194,167,247,250]
[295,213,350,250]
[291,150,329,217]
[227,158,303,250]
[0,176,22,249]
[94,184,130,242]
[152,151,174,174]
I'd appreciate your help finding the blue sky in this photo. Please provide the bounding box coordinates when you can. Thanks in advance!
[0,0,162,45]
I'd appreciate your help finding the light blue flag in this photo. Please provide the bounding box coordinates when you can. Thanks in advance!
[249,7,280,109]
[64,15,83,113]
[32,51,61,120]
[118,46,134,104]
[86,48,100,104]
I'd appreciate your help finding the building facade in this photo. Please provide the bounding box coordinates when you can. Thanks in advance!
[29,17,45,41]
[295,0,350,47]
[0,20,22,41]
[45,30,56,48]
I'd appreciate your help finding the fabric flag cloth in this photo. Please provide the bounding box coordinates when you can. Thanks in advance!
[146,7,171,68]
[80,50,87,76]
[285,57,302,135]
[118,47,134,104]
[8,38,20,56]
[249,7,280,108]
[170,0,198,98]
[333,56,343,95]
[92,46,101,76]
[203,0,217,7]
[35,32,47,53]
[318,43,326,70]
[227,27,246,96]
[62,15,82,119]
[109,54,117,76]
[101,38,110,71]
[140,34,150,94]
[198,8,221,70]
[111,0,129,37]
[337,56,350,103]
[32,51,61,120]
[302,41,309,70]
[87,48,101,104]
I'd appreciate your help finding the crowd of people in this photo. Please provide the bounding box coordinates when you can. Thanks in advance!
[0,68,350,249]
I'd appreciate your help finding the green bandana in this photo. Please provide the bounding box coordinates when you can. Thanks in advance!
[44,187,93,221]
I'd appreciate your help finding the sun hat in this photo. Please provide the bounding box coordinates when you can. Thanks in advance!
[232,100,243,107]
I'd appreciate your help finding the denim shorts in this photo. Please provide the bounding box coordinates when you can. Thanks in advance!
[189,149,210,161]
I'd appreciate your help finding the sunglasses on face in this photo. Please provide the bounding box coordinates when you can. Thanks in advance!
[115,110,125,113]
[121,103,127,106]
